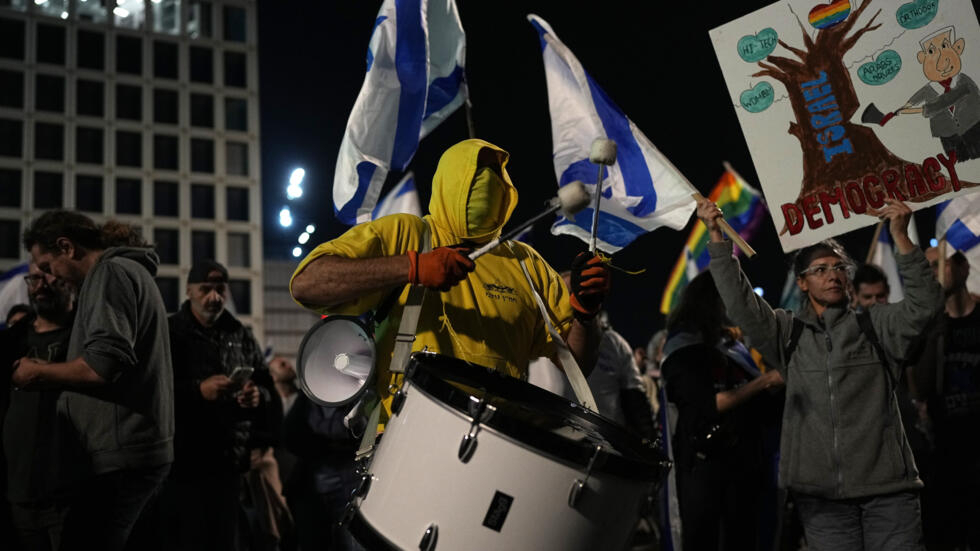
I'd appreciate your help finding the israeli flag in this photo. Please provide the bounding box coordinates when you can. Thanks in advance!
[937,193,980,294]
[372,172,423,220]
[334,0,466,225]
[0,262,29,330]
[528,15,696,252]
[867,217,918,303]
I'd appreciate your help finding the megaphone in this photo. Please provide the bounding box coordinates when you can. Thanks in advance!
[296,315,377,407]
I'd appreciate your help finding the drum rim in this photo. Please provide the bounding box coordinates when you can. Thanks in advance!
[296,314,376,408]
[402,352,669,482]
[348,507,399,551]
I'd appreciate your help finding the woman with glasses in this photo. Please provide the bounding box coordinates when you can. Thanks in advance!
[697,196,942,551]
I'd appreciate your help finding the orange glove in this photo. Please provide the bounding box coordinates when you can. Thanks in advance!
[407,246,475,291]
[569,252,610,320]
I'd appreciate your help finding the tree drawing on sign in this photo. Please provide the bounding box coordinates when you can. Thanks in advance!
[753,0,976,233]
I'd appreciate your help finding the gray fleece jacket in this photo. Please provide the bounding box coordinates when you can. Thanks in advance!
[707,240,942,499]
[60,247,174,474]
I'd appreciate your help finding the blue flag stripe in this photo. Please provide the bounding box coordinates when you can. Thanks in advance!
[554,208,648,249]
[585,75,657,216]
[946,219,980,251]
[390,0,427,172]
[335,161,378,220]
[423,65,464,120]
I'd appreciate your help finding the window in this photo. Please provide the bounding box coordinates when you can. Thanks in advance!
[191,183,214,219]
[189,46,212,83]
[226,186,248,221]
[76,79,104,117]
[224,51,246,88]
[228,279,250,314]
[0,70,23,108]
[35,74,64,112]
[191,230,214,261]
[190,138,213,173]
[115,178,141,215]
[115,130,142,167]
[0,119,22,157]
[116,35,142,75]
[0,18,25,60]
[153,89,178,124]
[0,220,19,259]
[0,168,21,207]
[153,0,181,35]
[116,84,142,120]
[76,0,108,24]
[155,276,179,313]
[76,127,103,164]
[76,30,104,70]
[153,40,178,79]
[153,134,178,170]
[187,0,212,39]
[36,24,65,65]
[33,171,62,209]
[35,0,67,18]
[114,0,145,29]
[227,232,250,267]
[225,142,248,176]
[153,228,179,264]
[224,97,247,131]
[190,93,213,128]
[154,181,179,216]
[75,175,103,212]
[34,122,63,160]
[223,6,246,42]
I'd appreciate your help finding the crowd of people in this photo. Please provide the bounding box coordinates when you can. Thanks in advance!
[0,138,977,550]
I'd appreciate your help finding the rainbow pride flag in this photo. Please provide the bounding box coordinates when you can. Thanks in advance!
[808,0,851,30]
[659,169,766,314]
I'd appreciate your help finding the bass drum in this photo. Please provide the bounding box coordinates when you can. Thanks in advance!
[348,352,670,551]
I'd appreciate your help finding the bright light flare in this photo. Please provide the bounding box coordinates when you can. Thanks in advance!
[279,207,293,227]
[289,168,306,186]
[753,287,764,297]
[292,247,302,258]
[306,224,315,233]
[298,232,310,244]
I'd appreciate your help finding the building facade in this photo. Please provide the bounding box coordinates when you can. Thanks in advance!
[0,0,264,342]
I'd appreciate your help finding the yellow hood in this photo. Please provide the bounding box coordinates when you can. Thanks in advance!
[427,139,519,243]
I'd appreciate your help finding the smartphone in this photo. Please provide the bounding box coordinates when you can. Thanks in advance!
[229,366,254,386]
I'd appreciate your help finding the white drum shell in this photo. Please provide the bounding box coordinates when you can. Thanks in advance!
[355,378,653,551]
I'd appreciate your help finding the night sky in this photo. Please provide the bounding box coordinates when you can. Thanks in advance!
[256,1,949,349]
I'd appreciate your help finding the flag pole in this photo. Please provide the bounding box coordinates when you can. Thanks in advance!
[866,221,884,264]
[938,235,947,288]
[463,79,476,139]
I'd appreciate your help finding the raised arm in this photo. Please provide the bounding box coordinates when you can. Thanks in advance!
[697,198,790,370]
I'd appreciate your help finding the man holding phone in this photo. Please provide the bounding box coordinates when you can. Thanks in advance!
[163,260,280,550]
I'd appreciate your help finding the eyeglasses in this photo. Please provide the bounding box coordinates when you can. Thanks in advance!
[799,263,850,278]
[23,274,45,288]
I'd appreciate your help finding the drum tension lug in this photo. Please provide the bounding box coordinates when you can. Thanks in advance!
[354,473,372,498]
[391,389,407,416]
[419,523,438,551]
[459,396,492,463]
[568,444,603,509]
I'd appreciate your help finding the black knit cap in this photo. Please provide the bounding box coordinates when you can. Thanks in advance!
[187,259,228,284]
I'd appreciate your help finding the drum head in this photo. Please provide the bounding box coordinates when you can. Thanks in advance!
[296,316,376,407]
[404,352,670,482]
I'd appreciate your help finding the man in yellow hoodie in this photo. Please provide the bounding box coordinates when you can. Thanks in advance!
[290,139,607,423]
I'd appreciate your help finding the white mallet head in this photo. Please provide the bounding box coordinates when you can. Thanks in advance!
[589,138,617,166]
[557,180,591,219]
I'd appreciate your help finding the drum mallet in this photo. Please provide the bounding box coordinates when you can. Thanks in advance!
[589,138,618,253]
[469,180,591,260]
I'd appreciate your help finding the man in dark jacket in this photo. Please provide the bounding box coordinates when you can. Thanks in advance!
[14,211,174,551]
[697,197,942,550]
[165,259,280,551]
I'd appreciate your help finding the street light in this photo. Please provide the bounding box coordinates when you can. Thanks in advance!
[292,247,302,258]
[279,207,293,227]
[287,168,305,199]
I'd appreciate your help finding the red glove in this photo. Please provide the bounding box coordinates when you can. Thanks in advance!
[569,252,610,320]
[407,246,475,291]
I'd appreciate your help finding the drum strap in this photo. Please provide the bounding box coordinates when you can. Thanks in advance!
[510,243,598,412]
[356,221,432,460]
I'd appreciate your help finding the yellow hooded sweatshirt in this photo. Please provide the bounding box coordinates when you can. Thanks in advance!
[291,139,573,412]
